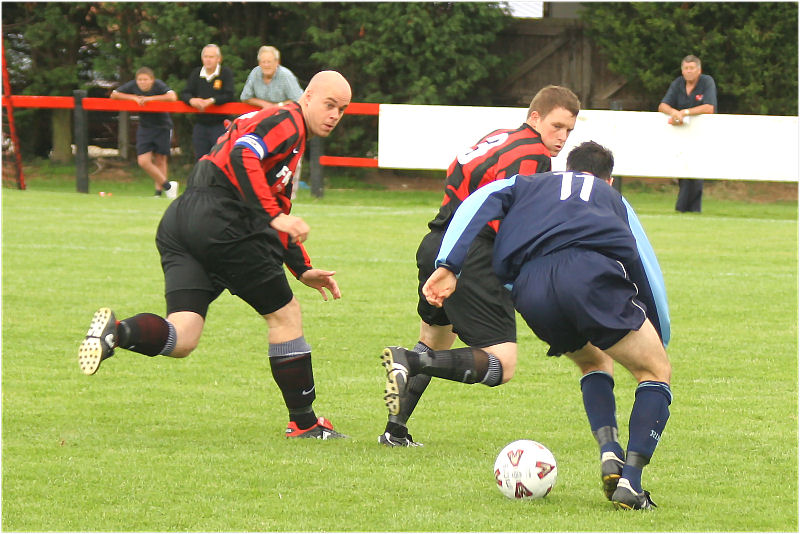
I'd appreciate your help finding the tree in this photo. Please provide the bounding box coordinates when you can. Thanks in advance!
[3,2,98,159]
[3,2,515,161]
[581,2,798,115]
[304,2,511,105]
[302,2,514,156]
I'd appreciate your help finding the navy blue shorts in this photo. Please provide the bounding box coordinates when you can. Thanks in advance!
[511,248,646,356]
[416,229,516,347]
[136,126,172,156]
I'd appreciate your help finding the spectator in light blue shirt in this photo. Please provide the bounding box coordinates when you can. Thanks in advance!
[240,46,304,109]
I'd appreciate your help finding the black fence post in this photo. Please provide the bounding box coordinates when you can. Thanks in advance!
[309,137,324,198]
[73,89,89,193]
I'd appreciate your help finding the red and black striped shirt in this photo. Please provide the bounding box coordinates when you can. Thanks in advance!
[202,102,311,276]
[428,123,551,233]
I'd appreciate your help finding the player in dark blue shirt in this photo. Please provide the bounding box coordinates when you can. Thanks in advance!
[386,142,672,510]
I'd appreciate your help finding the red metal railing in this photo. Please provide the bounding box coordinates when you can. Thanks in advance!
[0,95,381,169]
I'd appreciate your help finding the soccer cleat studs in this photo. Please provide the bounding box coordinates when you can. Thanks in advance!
[78,307,118,375]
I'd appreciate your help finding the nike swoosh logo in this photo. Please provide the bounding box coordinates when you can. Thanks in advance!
[302,385,315,395]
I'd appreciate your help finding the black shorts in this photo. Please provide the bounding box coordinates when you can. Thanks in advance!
[416,229,516,347]
[511,248,647,356]
[155,163,293,316]
[136,126,172,156]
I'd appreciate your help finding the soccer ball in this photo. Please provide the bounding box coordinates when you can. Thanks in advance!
[494,440,557,499]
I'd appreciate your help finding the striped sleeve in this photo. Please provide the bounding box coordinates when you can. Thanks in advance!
[230,114,299,221]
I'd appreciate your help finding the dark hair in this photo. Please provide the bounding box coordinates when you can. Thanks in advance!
[566,141,614,180]
[527,85,580,119]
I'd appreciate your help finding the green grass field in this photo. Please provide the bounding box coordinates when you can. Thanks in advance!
[3,172,797,531]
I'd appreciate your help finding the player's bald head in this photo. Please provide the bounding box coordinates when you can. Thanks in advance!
[304,70,351,101]
[300,71,352,138]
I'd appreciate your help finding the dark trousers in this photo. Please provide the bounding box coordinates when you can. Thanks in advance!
[675,179,703,212]
[192,122,227,161]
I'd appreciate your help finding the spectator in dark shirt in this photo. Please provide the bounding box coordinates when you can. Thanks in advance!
[181,44,235,160]
[658,55,717,212]
[111,67,179,198]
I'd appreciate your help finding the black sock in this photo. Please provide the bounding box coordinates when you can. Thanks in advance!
[385,421,408,438]
[386,342,433,434]
[269,337,317,426]
[289,405,318,430]
[118,313,174,356]
[418,347,500,385]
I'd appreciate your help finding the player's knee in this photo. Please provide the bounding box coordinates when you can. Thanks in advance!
[170,338,199,358]
[483,342,517,384]
[653,356,672,383]
[499,359,516,383]
[274,297,301,322]
[489,347,517,384]
[265,297,303,333]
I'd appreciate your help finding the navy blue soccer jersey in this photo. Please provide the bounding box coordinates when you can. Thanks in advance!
[436,171,670,346]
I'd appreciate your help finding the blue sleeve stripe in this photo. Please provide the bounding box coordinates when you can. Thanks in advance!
[234,133,268,160]
[436,176,517,272]
[622,197,671,346]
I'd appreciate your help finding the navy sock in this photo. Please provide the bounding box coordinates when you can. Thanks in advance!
[580,371,624,458]
[623,381,672,492]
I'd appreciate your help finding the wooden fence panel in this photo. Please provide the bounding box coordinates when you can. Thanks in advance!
[493,18,652,111]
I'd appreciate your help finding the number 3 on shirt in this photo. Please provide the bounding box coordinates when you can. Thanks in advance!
[457,132,509,165]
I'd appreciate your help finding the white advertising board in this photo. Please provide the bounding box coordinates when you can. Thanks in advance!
[378,104,798,182]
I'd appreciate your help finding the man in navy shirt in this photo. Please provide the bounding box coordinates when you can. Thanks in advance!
[658,55,717,212]
[385,142,672,510]
[112,67,179,198]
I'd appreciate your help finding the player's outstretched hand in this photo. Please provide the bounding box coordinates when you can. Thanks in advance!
[422,267,457,307]
[300,269,341,301]
[271,213,310,244]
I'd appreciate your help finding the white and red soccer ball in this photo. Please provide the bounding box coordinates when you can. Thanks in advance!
[494,440,557,499]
